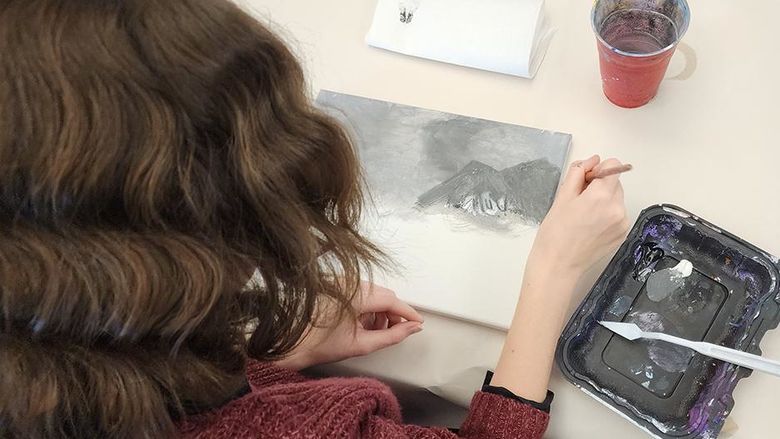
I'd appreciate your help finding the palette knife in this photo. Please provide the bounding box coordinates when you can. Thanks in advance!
[599,321,780,378]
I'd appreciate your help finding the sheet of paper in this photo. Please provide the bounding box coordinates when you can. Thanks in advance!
[366,0,552,78]
[317,90,570,329]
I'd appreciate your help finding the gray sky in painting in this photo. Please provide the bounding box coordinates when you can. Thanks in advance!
[316,90,571,215]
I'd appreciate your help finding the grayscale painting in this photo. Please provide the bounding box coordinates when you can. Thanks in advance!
[317,90,571,233]
[315,90,570,327]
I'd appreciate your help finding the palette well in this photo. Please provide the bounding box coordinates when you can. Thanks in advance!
[556,205,780,438]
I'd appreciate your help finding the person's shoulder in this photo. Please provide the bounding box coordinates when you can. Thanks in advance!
[244,360,307,387]
[246,360,394,396]
[254,370,398,410]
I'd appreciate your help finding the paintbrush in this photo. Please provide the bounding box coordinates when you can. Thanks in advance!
[585,164,633,183]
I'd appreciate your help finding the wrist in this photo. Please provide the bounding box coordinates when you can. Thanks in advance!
[518,250,582,320]
[532,222,593,276]
[525,245,584,286]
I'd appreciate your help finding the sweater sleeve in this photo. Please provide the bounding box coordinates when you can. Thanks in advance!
[457,390,550,438]
[249,361,551,439]
[180,363,550,439]
[363,389,549,439]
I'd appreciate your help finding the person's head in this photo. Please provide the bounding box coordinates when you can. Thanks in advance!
[0,0,380,436]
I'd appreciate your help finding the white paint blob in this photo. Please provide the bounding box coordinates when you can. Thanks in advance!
[674,260,694,277]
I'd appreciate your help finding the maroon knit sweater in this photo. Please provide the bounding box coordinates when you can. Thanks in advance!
[178,360,550,438]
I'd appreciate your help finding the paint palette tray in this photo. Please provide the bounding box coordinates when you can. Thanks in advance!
[556,205,780,438]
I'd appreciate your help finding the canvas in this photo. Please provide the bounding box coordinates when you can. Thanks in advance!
[317,90,571,328]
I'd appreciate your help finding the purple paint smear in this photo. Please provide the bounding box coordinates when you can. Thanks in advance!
[682,246,770,436]
[687,363,735,435]
[641,215,683,242]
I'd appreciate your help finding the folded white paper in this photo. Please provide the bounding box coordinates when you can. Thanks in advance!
[366,0,552,78]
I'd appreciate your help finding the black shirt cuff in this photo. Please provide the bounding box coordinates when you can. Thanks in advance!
[481,370,554,413]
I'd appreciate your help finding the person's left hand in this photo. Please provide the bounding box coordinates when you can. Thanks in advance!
[275,282,424,371]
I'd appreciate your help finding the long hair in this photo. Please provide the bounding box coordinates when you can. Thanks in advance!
[0,0,382,437]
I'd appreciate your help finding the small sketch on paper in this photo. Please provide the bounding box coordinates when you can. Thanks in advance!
[399,0,421,23]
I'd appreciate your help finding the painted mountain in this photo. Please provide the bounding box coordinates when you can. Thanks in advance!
[416,158,561,224]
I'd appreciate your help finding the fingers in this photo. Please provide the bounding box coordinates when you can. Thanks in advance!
[579,158,629,244]
[559,154,601,199]
[360,285,424,323]
[355,321,423,355]
[584,158,624,194]
[373,312,389,330]
[358,312,376,329]
[387,313,404,327]
[571,154,601,172]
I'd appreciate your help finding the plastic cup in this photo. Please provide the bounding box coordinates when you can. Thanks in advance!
[592,0,691,108]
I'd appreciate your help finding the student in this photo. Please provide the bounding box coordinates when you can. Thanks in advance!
[0,0,628,437]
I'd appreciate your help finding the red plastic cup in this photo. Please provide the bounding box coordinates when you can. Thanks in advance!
[592,0,691,108]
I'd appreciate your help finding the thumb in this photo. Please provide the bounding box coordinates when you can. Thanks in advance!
[356,321,423,355]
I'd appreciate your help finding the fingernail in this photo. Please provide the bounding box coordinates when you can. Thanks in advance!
[571,160,583,168]
[412,324,424,334]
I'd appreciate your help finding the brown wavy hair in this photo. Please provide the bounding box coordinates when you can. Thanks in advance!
[0,0,382,437]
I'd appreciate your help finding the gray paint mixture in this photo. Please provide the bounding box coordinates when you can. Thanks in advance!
[627,311,696,374]
[646,260,694,302]
[316,90,571,230]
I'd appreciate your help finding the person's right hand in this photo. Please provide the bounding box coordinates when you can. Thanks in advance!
[491,155,629,401]
[532,154,630,275]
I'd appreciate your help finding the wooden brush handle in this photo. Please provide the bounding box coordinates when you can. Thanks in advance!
[585,164,633,182]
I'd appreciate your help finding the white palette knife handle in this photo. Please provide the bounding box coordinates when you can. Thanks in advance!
[601,321,780,378]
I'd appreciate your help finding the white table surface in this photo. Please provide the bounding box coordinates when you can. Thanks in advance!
[242,0,779,437]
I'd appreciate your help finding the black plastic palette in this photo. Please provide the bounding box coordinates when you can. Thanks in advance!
[556,205,780,438]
